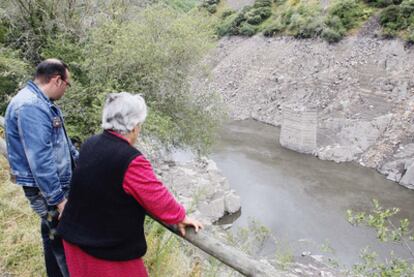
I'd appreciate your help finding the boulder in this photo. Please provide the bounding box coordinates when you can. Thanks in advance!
[224,191,241,214]
[399,161,414,189]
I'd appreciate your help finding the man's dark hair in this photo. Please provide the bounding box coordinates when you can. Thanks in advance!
[35,59,69,84]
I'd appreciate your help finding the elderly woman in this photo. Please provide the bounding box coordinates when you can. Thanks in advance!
[57,92,202,277]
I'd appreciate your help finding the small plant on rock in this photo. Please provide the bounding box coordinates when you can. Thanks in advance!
[347,199,414,276]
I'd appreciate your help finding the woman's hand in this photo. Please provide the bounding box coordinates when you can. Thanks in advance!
[57,198,67,220]
[177,216,204,236]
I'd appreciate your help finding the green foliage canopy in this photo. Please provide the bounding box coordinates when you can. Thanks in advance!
[1,1,224,153]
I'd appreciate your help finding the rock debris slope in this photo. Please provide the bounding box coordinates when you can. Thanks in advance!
[192,35,414,189]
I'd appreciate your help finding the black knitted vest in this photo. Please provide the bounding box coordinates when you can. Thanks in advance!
[57,131,147,261]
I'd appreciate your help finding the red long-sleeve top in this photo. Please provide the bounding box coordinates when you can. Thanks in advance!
[63,132,185,277]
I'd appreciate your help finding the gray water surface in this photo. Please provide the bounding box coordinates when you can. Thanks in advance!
[210,120,414,266]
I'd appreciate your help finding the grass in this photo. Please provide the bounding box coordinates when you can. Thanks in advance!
[0,156,45,276]
[0,156,212,276]
[0,156,198,276]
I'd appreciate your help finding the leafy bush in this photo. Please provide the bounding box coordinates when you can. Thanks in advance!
[217,13,240,36]
[239,22,258,36]
[2,0,84,64]
[363,0,403,7]
[321,26,345,42]
[78,5,222,151]
[322,0,371,43]
[221,9,235,19]
[0,21,8,44]
[216,0,273,36]
[380,5,404,36]
[207,4,217,13]
[2,1,223,151]
[0,47,30,114]
[407,26,414,43]
[278,3,323,38]
[379,0,414,38]
[245,7,272,25]
[327,0,367,30]
[201,0,220,14]
[263,21,284,36]
[254,0,273,8]
[216,6,253,36]
[165,0,200,12]
[347,199,414,276]
[273,0,287,5]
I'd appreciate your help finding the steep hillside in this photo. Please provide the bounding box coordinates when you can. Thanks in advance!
[192,35,414,189]
[213,0,414,43]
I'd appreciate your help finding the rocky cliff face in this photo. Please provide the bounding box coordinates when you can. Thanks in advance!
[192,35,414,189]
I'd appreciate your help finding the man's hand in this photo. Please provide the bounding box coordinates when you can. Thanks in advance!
[56,198,67,220]
[177,216,204,236]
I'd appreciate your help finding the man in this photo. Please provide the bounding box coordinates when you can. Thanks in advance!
[4,59,78,277]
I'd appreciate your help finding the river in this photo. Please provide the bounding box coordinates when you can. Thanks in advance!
[209,119,414,267]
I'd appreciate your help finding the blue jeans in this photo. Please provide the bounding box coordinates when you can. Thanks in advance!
[23,186,69,277]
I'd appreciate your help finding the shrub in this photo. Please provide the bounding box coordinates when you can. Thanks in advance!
[363,0,403,7]
[263,21,284,36]
[245,7,272,25]
[321,0,371,42]
[278,3,323,38]
[216,5,254,36]
[80,5,223,151]
[247,14,263,24]
[165,0,200,12]
[221,9,235,19]
[217,13,241,36]
[407,27,414,43]
[321,27,345,42]
[378,0,414,38]
[347,200,414,276]
[239,22,258,36]
[216,1,273,36]
[273,0,287,5]
[0,47,30,114]
[41,33,88,85]
[0,21,8,44]
[207,4,217,13]
[380,5,403,26]
[254,0,273,8]
[327,0,366,30]
[400,0,414,16]
[201,0,220,14]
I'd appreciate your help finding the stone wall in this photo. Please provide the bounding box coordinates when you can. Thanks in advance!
[280,106,318,154]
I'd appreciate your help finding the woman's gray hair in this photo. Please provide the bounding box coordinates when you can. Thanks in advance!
[102,92,147,134]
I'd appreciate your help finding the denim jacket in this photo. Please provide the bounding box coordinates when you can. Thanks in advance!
[5,81,79,206]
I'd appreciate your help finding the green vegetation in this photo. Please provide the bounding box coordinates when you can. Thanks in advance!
[215,0,413,43]
[164,0,200,12]
[347,199,414,276]
[201,0,221,14]
[0,48,30,113]
[0,1,224,275]
[363,0,403,8]
[379,0,414,39]
[0,0,224,153]
[0,157,44,276]
[323,0,372,42]
[217,0,273,36]
[0,155,201,276]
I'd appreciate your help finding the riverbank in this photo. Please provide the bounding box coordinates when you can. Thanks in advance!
[137,137,347,276]
[192,35,414,189]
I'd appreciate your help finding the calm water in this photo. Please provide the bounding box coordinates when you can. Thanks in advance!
[209,119,414,266]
